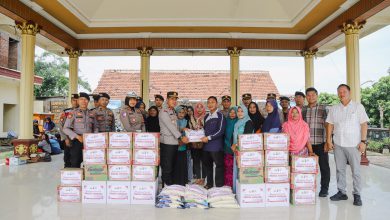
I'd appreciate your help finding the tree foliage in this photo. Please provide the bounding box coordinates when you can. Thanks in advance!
[34,51,91,97]
[318,92,339,105]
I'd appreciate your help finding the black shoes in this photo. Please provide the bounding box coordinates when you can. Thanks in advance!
[330,191,348,201]
[319,190,329,197]
[353,194,363,206]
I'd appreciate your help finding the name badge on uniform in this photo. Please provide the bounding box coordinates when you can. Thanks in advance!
[122,112,126,117]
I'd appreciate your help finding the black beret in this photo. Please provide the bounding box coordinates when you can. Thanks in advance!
[71,93,79,99]
[98,92,110,100]
[154,94,164,101]
[79,92,90,101]
[222,95,231,101]
[242,93,252,99]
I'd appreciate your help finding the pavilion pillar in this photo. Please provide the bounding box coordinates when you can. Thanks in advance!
[16,21,39,139]
[301,50,316,89]
[342,21,364,103]
[66,49,82,106]
[139,47,153,108]
[228,47,241,106]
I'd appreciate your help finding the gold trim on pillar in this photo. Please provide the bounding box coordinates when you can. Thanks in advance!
[341,20,365,35]
[300,49,318,59]
[138,47,153,57]
[15,20,40,36]
[227,47,241,57]
[65,48,83,58]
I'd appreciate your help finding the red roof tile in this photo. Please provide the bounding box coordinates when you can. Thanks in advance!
[94,70,279,101]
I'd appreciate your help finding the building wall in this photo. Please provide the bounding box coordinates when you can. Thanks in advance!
[0,78,20,135]
[0,33,9,68]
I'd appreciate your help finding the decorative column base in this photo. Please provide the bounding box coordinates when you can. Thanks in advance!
[12,139,39,158]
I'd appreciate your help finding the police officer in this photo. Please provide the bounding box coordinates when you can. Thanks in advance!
[90,94,100,110]
[63,92,96,168]
[154,94,164,111]
[220,95,231,118]
[159,91,189,186]
[94,92,116,132]
[120,91,145,132]
[242,93,252,108]
[59,93,79,168]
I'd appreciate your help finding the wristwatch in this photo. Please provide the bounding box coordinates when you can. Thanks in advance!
[361,140,367,144]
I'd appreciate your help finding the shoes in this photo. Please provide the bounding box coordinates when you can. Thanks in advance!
[319,190,329,197]
[353,194,362,206]
[330,191,348,201]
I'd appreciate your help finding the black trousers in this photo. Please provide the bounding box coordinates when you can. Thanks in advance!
[70,139,83,168]
[313,143,331,192]
[160,143,178,186]
[191,148,206,179]
[173,150,188,186]
[202,150,224,187]
[63,140,71,168]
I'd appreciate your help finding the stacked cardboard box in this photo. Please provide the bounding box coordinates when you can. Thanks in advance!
[290,155,318,205]
[131,132,160,205]
[106,132,133,204]
[82,133,109,204]
[58,168,83,202]
[263,133,290,207]
[235,133,265,208]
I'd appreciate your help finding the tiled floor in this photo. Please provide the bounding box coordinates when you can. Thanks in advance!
[1,154,390,220]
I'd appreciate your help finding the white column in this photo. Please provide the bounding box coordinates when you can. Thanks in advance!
[301,50,316,89]
[66,49,82,106]
[139,47,153,108]
[227,47,240,106]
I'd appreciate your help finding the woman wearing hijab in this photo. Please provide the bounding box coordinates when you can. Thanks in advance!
[173,105,188,186]
[146,106,160,132]
[231,105,254,192]
[262,99,281,133]
[223,107,238,188]
[43,117,56,132]
[282,107,315,156]
[248,102,265,133]
[187,102,206,185]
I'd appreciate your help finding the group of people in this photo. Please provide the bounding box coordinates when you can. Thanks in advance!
[59,83,369,207]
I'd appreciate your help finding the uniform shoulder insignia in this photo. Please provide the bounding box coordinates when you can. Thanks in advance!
[67,112,73,119]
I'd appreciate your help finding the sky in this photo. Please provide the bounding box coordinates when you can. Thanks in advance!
[37,25,390,96]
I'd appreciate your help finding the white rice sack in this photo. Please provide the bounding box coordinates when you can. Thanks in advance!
[186,184,208,195]
[159,185,186,197]
[207,195,236,203]
[210,202,240,208]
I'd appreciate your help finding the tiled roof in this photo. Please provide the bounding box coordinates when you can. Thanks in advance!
[94,70,279,101]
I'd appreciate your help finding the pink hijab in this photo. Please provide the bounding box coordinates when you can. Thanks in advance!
[194,102,206,119]
[282,106,310,153]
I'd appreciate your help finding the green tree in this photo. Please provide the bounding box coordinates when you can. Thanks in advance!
[318,92,339,105]
[361,75,390,127]
[34,51,91,97]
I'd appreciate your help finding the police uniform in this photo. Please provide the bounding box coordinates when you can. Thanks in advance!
[63,93,96,168]
[159,91,183,185]
[59,93,78,168]
[220,95,231,118]
[93,93,116,132]
[120,92,145,132]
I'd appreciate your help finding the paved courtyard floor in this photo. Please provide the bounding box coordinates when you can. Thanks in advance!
[1,153,390,220]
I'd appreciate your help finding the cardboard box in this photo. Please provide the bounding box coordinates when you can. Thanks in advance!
[83,149,106,165]
[263,133,289,151]
[108,165,131,181]
[290,188,316,205]
[60,168,83,186]
[84,164,108,181]
[133,132,159,149]
[265,183,290,207]
[236,151,264,168]
[130,180,158,205]
[57,186,81,203]
[238,133,263,151]
[9,156,27,166]
[236,180,266,208]
[109,132,132,148]
[291,155,318,174]
[82,181,107,204]
[264,166,290,183]
[265,150,289,167]
[291,173,316,189]
[131,165,157,182]
[107,181,131,204]
[107,148,132,165]
[132,149,159,166]
[238,167,264,184]
[83,133,108,149]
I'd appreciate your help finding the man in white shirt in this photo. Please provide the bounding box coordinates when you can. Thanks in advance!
[326,84,369,206]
